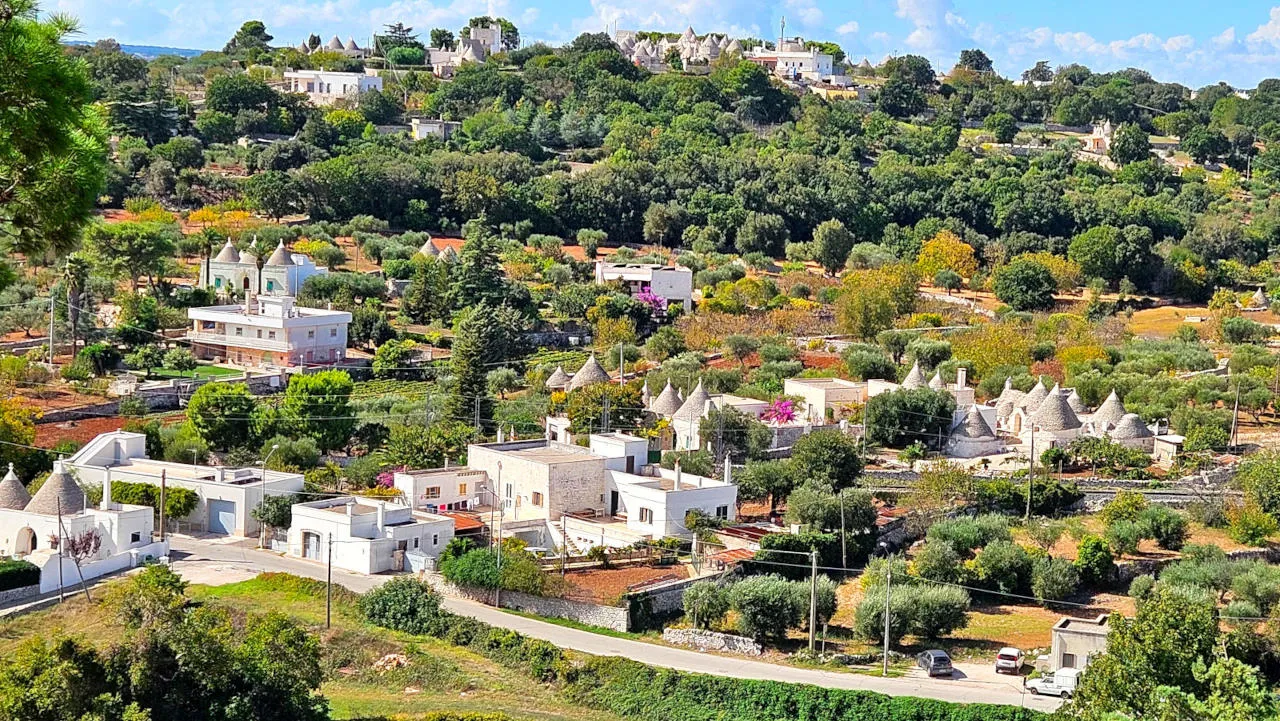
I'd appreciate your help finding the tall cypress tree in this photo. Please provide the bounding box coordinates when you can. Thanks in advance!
[447,303,499,430]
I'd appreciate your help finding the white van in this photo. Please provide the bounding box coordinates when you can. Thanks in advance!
[1026,667,1082,698]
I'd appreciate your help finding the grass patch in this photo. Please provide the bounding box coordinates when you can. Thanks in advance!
[143,364,244,379]
[495,607,655,641]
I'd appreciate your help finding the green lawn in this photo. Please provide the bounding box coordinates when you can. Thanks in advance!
[142,364,245,380]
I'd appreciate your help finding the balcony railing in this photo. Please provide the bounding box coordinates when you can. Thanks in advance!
[186,331,292,352]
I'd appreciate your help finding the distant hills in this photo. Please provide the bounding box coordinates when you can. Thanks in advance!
[66,40,207,59]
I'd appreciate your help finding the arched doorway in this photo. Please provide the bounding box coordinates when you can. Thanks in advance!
[15,527,35,555]
[242,276,250,291]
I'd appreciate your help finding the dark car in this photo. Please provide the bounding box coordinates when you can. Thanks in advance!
[917,649,954,677]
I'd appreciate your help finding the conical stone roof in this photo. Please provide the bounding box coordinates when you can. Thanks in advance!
[1066,390,1088,415]
[0,463,30,510]
[1110,413,1153,440]
[725,38,743,54]
[344,37,359,52]
[327,35,343,50]
[995,378,1024,419]
[265,240,294,266]
[1018,380,1049,413]
[928,371,945,390]
[1092,390,1127,429]
[545,365,570,390]
[1031,387,1082,432]
[649,380,683,416]
[214,239,240,263]
[567,354,609,391]
[25,461,83,516]
[420,239,439,256]
[953,404,996,440]
[673,379,711,421]
[902,361,927,390]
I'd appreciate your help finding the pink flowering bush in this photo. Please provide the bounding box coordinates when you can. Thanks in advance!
[761,398,798,424]
[375,466,406,488]
[635,286,668,314]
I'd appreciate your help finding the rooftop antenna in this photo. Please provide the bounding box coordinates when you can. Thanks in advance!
[780,15,785,46]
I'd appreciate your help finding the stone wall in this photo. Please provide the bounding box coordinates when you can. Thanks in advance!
[663,628,762,655]
[0,583,39,607]
[425,574,630,632]
[1115,546,1280,583]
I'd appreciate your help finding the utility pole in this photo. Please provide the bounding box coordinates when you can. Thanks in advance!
[602,395,610,433]
[47,294,55,365]
[474,396,482,436]
[1025,426,1034,522]
[618,343,625,385]
[561,521,567,576]
[326,535,333,629]
[881,561,892,676]
[158,469,167,542]
[56,498,65,603]
[1230,381,1242,449]
[807,549,818,652]
[839,489,847,570]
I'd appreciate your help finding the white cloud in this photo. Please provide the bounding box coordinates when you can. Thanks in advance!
[870,31,891,45]
[895,0,958,54]
[1163,35,1194,53]
[1247,6,1280,47]
[836,20,859,35]
[1214,26,1236,47]
[1053,31,1105,55]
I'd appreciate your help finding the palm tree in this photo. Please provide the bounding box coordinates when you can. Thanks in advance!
[62,253,90,355]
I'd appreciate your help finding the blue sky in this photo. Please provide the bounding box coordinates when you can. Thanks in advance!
[58,0,1280,87]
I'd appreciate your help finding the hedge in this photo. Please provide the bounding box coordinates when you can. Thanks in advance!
[111,481,198,520]
[0,559,40,592]
[360,579,1045,721]
[562,656,1044,721]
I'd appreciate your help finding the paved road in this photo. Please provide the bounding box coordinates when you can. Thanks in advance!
[168,536,1060,712]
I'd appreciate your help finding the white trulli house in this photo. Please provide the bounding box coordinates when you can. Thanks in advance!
[1089,390,1128,433]
[945,405,1005,458]
[1108,413,1155,452]
[1024,386,1084,447]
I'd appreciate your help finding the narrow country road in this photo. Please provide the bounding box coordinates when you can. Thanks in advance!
[168,536,1061,713]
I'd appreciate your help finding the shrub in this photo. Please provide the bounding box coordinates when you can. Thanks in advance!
[1031,557,1079,603]
[110,480,198,521]
[1223,600,1261,626]
[1074,535,1115,587]
[912,542,961,583]
[1229,562,1280,614]
[1128,574,1155,600]
[1104,520,1143,557]
[791,575,839,630]
[359,577,447,634]
[853,584,969,642]
[972,540,1033,594]
[729,575,799,642]
[683,580,730,629]
[853,587,914,645]
[1137,506,1189,550]
[1100,490,1149,526]
[0,559,40,591]
[925,514,1011,554]
[1228,504,1279,546]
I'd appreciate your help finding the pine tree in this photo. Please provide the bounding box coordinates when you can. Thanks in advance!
[447,303,501,429]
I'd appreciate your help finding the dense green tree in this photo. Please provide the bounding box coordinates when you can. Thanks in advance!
[864,388,956,448]
[811,219,855,275]
[186,382,256,450]
[993,257,1057,311]
[0,0,109,256]
[790,429,864,487]
[1109,122,1152,165]
[983,112,1018,144]
[281,370,355,453]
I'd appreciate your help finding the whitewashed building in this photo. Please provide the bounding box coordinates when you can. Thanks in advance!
[187,295,351,368]
[67,431,304,537]
[0,462,165,593]
[594,261,694,312]
[201,239,328,298]
[283,69,382,105]
[287,496,454,574]
[784,377,868,423]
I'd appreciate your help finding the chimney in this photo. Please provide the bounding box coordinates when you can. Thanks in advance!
[497,426,505,443]
[673,460,682,491]
[345,499,356,516]
[102,468,113,510]
[956,367,968,390]
[723,460,732,485]
[376,501,386,530]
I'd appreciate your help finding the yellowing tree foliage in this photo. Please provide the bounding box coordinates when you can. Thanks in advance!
[916,231,978,279]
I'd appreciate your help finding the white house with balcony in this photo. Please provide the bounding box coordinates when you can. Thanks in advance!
[594,261,694,312]
[283,69,382,105]
[186,295,351,369]
[67,431,305,537]
[286,496,455,574]
[396,433,737,551]
[0,461,165,593]
[200,239,327,297]
[392,465,488,512]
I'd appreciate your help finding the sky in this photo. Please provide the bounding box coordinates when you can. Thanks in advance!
[57,0,1280,88]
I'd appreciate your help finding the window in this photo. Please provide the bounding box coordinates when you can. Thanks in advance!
[639,508,654,524]
[505,483,512,499]
[235,327,243,336]
[330,328,337,337]
[715,505,729,519]
[256,329,262,338]
[268,331,276,340]
[532,492,543,507]
[424,486,441,499]
[413,537,419,548]
[458,483,467,496]
[1061,653,1077,669]
[432,533,439,546]
[130,532,141,543]
[307,329,315,339]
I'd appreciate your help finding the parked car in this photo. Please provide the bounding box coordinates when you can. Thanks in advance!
[916,649,953,677]
[1026,668,1082,698]
[995,647,1024,674]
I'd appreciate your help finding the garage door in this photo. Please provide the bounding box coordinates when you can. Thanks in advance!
[208,500,236,535]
